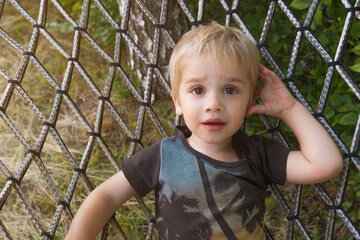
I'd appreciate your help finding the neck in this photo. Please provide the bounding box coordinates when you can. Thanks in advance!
[187,135,237,162]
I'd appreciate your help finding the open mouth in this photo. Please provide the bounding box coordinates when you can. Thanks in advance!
[203,122,224,125]
[202,119,225,130]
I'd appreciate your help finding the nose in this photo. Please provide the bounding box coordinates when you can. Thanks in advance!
[204,93,224,113]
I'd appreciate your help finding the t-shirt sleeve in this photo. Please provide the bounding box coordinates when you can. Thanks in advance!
[249,135,290,185]
[120,141,161,197]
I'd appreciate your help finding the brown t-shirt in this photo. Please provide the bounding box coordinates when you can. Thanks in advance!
[121,126,289,240]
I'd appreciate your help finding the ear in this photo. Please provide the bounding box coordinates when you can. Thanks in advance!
[172,93,183,116]
[246,84,261,116]
[247,86,259,110]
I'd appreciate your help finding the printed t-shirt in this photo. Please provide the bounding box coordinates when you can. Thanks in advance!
[121,126,290,240]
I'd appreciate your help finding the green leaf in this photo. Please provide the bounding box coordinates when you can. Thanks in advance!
[72,1,82,11]
[290,0,312,9]
[339,103,358,112]
[349,63,360,73]
[342,201,353,211]
[330,94,352,109]
[339,112,358,126]
[350,44,360,55]
[350,22,360,38]
[324,108,335,119]
[318,33,330,46]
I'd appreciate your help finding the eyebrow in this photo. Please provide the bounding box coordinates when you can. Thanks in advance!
[228,77,246,84]
[183,76,246,85]
[183,77,205,84]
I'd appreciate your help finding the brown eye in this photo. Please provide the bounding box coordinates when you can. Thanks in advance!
[192,87,205,95]
[224,87,237,95]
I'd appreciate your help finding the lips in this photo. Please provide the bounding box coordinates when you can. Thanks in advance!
[202,118,225,131]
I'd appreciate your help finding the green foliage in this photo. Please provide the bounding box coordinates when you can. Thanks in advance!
[311,226,322,239]
[350,63,360,73]
[50,0,121,46]
[48,21,73,33]
[87,2,121,46]
[259,1,360,147]
[351,44,360,55]
[348,172,360,198]
[290,0,312,10]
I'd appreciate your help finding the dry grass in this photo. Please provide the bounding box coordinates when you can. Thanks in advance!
[0,1,165,239]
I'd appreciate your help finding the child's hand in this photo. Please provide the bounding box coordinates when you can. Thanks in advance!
[246,68,342,185]
[246,65,297,119]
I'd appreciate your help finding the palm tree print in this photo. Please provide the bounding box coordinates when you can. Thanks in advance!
[213,172,265,234]
[157,191,212,240]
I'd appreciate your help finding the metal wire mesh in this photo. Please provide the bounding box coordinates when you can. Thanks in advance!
[0,0,359,239]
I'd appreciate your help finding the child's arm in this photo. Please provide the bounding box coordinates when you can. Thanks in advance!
[247,65,343,184]
[66,171,136,239]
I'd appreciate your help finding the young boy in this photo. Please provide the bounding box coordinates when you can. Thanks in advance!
[66,22,343,239]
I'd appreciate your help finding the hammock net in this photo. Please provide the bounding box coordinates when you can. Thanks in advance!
[0,0,359,239]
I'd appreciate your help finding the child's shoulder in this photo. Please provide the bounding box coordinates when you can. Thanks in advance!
[234,130,289,158]
[233,130,268,145]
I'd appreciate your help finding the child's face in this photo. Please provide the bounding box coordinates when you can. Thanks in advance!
[172,53,252,149]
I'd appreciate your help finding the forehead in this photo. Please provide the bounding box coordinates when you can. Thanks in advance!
[180,53,250,82]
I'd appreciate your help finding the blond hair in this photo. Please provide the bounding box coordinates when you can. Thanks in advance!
[169,22,260,96]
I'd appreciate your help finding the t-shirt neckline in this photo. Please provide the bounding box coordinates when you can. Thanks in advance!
[174,126,248,168]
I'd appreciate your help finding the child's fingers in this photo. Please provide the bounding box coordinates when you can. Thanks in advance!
[259,64,272,76]
[258,73,265,84]
[246,104,267,116]
[259,64,267,72]
[258,72,272,85]
[259,65,282,83]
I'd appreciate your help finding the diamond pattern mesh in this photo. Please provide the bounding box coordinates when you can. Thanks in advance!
[0,0,359,239]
